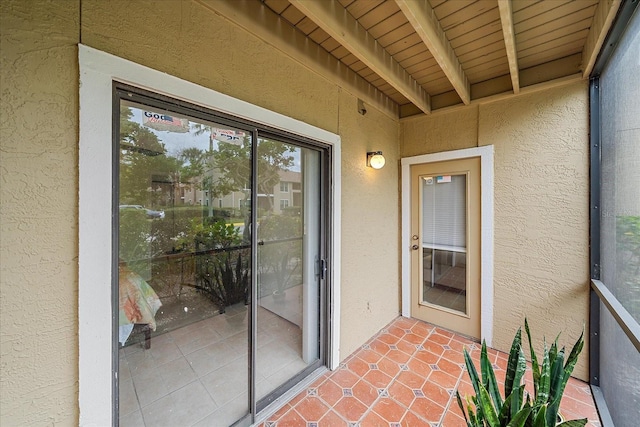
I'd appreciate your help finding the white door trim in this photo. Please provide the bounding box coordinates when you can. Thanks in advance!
[78,44,341,426]
[401,146,494,345]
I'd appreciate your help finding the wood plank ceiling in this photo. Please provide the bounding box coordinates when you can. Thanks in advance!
[211,0,622,117]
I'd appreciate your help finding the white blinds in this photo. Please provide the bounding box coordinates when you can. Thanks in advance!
[422,174,466,249]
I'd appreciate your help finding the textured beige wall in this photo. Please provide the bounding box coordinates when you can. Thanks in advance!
[401,106,477,157]
[1,0,80,425]
[337,89,401,358]
[1,1,400,424]
[80,0,400,365]
[81,0,339,134]
[480,83,590,380]
[401,82,590,380]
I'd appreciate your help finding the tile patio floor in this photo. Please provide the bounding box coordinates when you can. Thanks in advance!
[258,316,600,427]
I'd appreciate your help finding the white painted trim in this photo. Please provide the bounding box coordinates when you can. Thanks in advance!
[330,141,342,371]
[400,146,494,346]
[78,44,341,426]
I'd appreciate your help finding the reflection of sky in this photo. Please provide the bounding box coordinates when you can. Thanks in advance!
[129,106,301,171]
[130,107,210,155]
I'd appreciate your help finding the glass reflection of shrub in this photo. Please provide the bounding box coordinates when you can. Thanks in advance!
[190,219,249,313]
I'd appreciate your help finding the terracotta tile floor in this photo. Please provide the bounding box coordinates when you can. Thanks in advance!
[258,317,600,427]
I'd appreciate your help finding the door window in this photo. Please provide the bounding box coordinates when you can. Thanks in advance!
[421,174,467,314]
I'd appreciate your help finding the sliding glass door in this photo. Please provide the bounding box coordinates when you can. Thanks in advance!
[255,138,324,410]
[114,86,327,426]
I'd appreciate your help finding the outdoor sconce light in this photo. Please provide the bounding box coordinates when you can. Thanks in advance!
[366,151,386,169]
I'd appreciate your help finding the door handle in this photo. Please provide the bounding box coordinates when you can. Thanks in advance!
[411,244,419,250]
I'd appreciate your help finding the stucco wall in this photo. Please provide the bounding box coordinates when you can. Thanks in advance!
[1,0,400,424]
[337,89,401,358]
[1,1,80,425]
[80,0,400,368]
[401,82,590,380]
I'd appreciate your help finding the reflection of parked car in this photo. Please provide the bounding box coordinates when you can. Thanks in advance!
[119,205,165,219]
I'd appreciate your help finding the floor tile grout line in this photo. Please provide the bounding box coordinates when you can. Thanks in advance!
[436,351,467,426]
[297,319,430,424]
[269,317,598,426]
[272,318,458,425]
[352,320,441,424]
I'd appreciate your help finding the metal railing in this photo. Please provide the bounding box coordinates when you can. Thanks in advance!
[590,279,640,353]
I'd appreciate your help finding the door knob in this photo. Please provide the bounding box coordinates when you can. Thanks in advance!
[411,244,419,250]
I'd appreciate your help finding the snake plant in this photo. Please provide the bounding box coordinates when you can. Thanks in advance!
[456,319,586,427]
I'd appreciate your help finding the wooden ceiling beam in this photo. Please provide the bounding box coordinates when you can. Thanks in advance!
[582,0,622,77]
[290,0,431,114]
[198,0,399,119]
[395,0,471,105]
[498,0,520,94]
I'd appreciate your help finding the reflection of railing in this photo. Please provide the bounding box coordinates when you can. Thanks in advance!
[258,236,303,246]
[122,245,251,313]
[122,236,306,309]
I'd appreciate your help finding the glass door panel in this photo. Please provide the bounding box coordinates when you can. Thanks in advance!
[117,98,251,426]
[421,174,467,314]
[255,138,322,406]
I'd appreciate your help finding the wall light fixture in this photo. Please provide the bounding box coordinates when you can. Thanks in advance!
[366,151,386,169]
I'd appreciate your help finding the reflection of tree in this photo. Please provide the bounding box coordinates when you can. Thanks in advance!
[179,147,206,181]
[190,123,295,211]
[212,137,295,212]
[119,107,182,205]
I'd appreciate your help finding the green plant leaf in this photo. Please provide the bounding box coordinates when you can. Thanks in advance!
[548,347,565,409]
[533,404,547,427]
[547,329,584,425]
[564,329,585,372]
[511,348,526,412]
[536,340,551,406]
[463,347,484,417]
[498,391,513,425]
[525,318,541,397]
[481,341,504,411]
[511,385,526,419]
[463,347,489,423]
[505,328,522,398]
[456,391,472,426]
[556,419,587,427]
[549,334,559,365]
[506,406,532,427]
[478,383,500,427]
[468,408,479,427]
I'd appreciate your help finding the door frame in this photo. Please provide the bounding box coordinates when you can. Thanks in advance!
[401,146,494,345]
[78,44,342,426]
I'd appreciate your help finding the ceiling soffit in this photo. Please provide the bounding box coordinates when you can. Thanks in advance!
[205,0,622,118]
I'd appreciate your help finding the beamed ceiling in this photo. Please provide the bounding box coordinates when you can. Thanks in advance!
[199,0,621,118]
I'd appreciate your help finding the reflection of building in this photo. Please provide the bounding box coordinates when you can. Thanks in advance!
[156,170,301,215]
[268,170,302,214]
